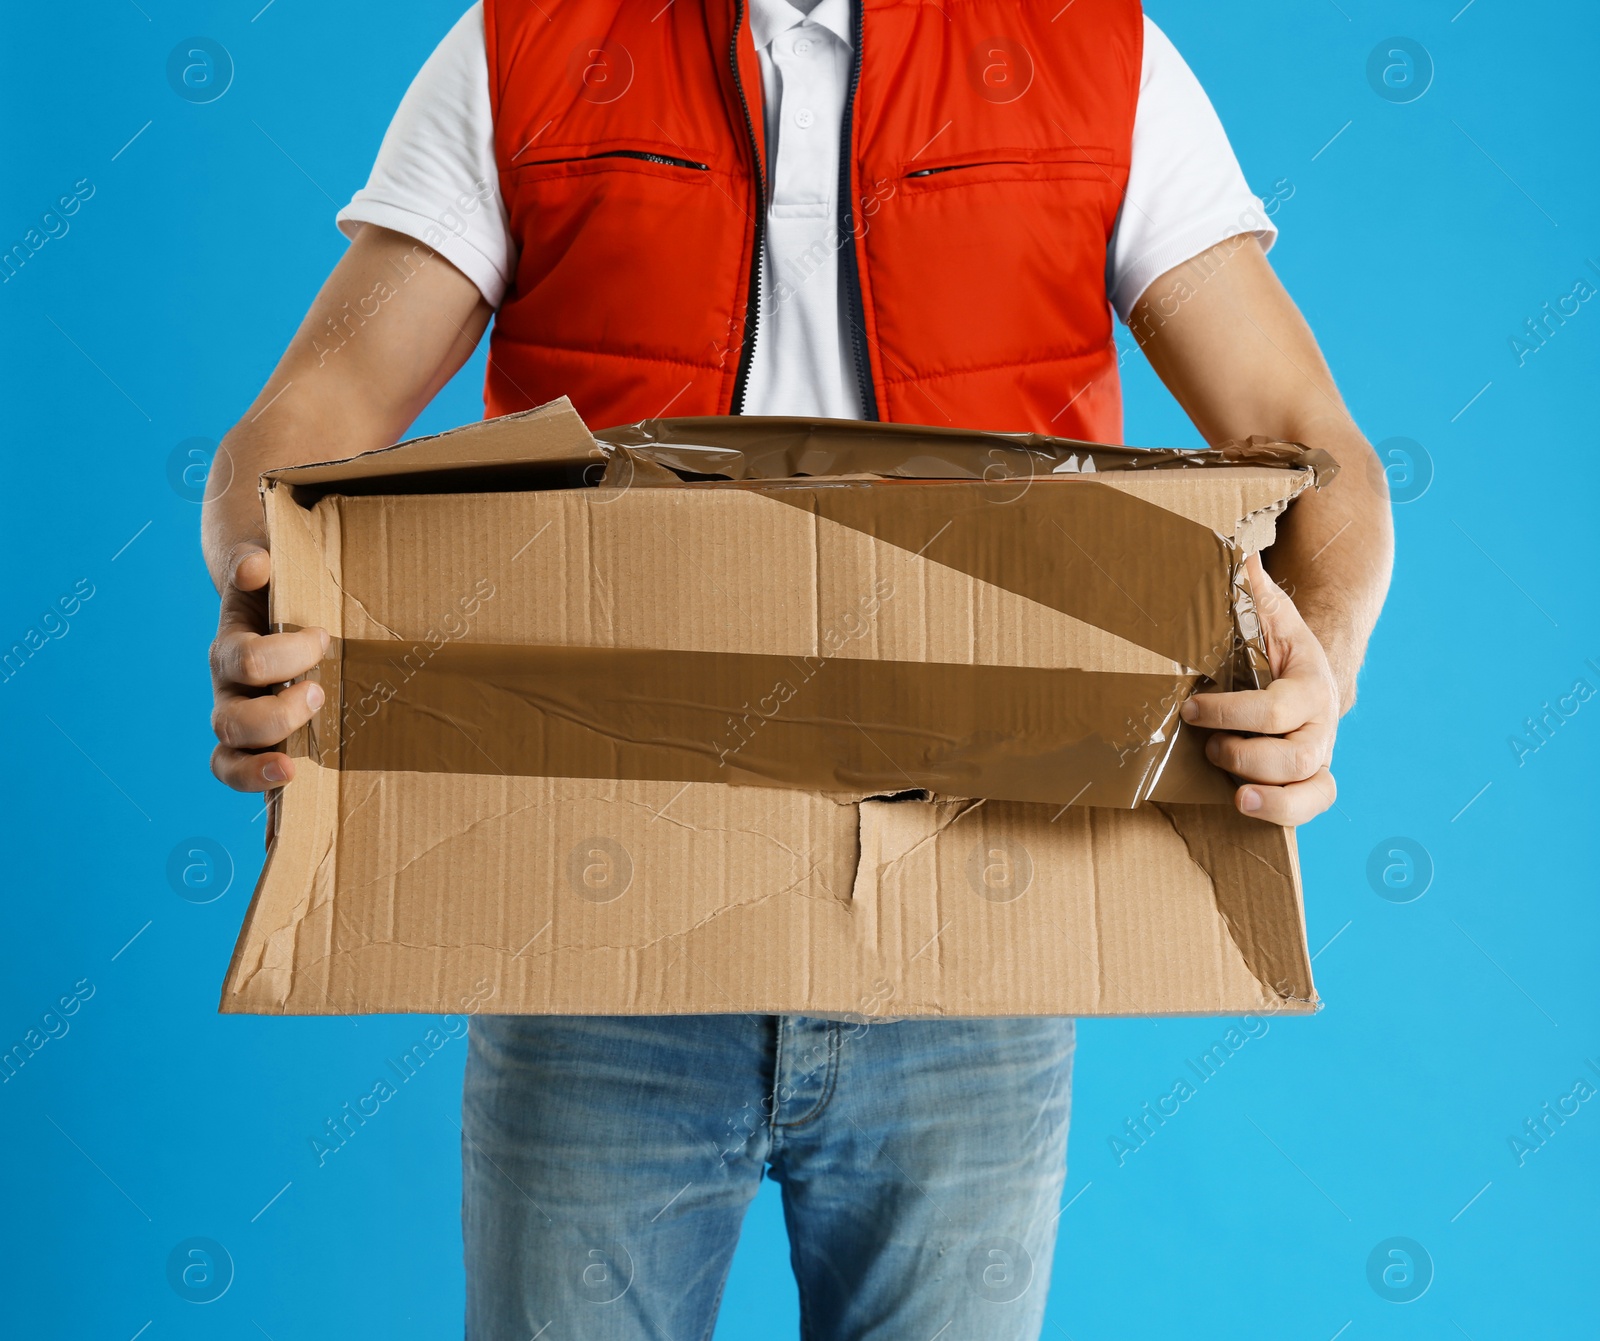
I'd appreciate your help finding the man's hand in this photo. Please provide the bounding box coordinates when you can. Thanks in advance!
[1135,233,1393,779]
[208,544,329,792]
[201,225,489,795]
[1180,554,1341,825]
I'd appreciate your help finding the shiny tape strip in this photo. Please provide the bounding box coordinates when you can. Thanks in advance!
[311,641,1204,808]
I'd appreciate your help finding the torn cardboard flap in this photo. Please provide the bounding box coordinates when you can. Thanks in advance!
[269,396,604,495]
[594,415,1338,487]
[228,403,1323,1018]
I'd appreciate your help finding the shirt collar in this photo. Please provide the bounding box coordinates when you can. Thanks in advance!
[748,0,854,52]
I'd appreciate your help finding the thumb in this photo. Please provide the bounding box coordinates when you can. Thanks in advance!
[1243,552,1307,679]
[1245,553,1308,634]
[229,542,272,593]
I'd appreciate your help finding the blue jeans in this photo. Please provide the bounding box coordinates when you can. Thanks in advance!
[462,1013,1075,1340]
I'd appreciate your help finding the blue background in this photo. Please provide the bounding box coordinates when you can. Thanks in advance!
[3,1,1596,1336]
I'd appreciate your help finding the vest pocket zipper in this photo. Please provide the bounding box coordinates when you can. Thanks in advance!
[520,149,710,171]
[906,161,1024,178]
[905,156,1108,178]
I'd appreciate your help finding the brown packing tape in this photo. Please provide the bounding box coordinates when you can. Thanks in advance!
[273,466,1282,815]
[321,639,1204,808]
[1145,721,1239,805]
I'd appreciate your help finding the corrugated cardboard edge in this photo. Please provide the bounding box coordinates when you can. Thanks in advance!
[220,479,347,1014]
[1154,803,1318,1008]
[264,396,600,488]
[221,764,341,1011]
[220,787,1320,1018]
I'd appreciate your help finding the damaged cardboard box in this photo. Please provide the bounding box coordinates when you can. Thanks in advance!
[221,398,1333,1019]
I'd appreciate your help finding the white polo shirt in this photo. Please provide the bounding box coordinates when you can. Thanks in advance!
[744,0,861,417]
[338,1,1276,420]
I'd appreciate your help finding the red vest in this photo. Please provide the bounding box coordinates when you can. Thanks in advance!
[484,0,1141,439]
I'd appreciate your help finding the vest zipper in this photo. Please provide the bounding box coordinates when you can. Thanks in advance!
[520,150,709,170]
[727,0,766,415]
[837,0,878,420]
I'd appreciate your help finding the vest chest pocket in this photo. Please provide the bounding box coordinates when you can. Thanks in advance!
[503,147,724,264]
[509,148,712,182]
[900,148,1123,193]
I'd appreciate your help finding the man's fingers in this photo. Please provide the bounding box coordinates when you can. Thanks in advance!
[212,679,325,750]
[211,743,296,793]
[1181,557,1341,829]
[211,625,329,688]
[1236,767,1337,826]
[1180,677,1320,735]
[207,544,315,794]
[1207,725,1331,785]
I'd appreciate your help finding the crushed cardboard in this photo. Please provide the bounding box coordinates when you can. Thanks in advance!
[222,399,1325,1019]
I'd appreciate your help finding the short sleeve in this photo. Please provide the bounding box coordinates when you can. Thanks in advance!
[335,3,514,308]
[1106,17,1279,322]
